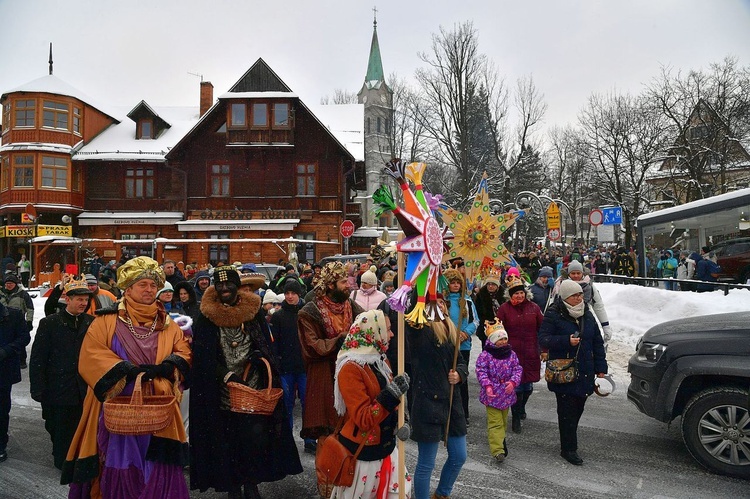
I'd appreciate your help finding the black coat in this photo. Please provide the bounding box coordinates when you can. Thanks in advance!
[269,299,305,374]
[189,310,302,492]
[406,322,468,442]
[538,298,607,397]
[0,303,30,388]
[474,285,504,344]
[173,281,201,320]
[29,310,94,405]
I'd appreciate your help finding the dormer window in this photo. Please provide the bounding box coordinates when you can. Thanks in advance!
[273,103,289,128]
[43,100,69,130]
[138,119,153,139]
[230,103,246,127]
[252,103,268,127]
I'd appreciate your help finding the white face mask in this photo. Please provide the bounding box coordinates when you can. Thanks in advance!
[563,300,585,318]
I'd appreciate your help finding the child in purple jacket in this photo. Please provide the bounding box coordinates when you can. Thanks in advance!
[475,320,523,462]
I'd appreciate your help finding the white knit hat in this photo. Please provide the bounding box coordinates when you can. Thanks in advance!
[360,270,377,285]
[262,290,278,305]
[559,279,583,299]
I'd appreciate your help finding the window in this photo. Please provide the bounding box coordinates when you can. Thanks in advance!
[252,103,268,127]
[15,99,35,127]
[209,234,229,266]
[138,119,153,139]
[43,100,69,130]
[1,156,9,191]
[41,155,68,188]
[367,117,371,134]
[230,103,246,127]
[125,167,154,198]
[13,155,34,187]
[121,234,157,240]
[377,117,381,133]
[295,233,316,262]
[210,164,230,196]
[73,107,81,134]
[273,103,289,127]
[71,163,82,192]
[2,102,10,132]
[296,163,316,196]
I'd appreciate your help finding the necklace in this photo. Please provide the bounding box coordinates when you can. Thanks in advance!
[124,313,158,339]
[223,324,246,348]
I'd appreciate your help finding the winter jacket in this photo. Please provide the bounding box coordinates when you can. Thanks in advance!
[270,298,306,375]
[0,286,34,324]
[193,271,210,302]
[406,322,468,442]
[696,256,721,291]
[549,272,610,330]
[0,303,29,388]
[447,291,478,352]
[29,310,94,405]
[495,296,543,384]
[613,254,635,277]
[350,287,387,311]
[475,339,522,410]
[474,285,504,345]
[529,280,551,313]
[657,251,679,278]
[173,281,201,320]
[538,297,607,397]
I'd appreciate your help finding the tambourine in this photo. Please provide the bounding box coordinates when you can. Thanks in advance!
[594,374,616,397]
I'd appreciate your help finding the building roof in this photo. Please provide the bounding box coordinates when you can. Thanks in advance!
[307,103,364,162]
[2,74,119,122]
[364,21,385,90]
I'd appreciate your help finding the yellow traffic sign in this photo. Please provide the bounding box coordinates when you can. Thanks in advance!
[546,202,561,230]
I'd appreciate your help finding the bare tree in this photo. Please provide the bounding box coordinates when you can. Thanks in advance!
[547,125,591,240]
[320,88,359,105]
[387,72,428,163]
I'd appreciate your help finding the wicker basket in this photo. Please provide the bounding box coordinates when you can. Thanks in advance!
[103,372,176,435]
[227,357,283,415]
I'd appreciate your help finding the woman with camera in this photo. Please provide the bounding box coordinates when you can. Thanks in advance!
[538,280,607,466]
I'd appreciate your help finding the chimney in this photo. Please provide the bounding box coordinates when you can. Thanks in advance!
[200,81,214,117]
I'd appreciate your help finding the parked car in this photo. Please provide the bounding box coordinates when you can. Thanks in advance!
[316,253,371,267]
[627,311,750,479]
[712,237,750,283]
[254,264,285,286]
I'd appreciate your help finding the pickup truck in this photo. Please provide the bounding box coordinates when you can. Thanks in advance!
[627,311,750,479]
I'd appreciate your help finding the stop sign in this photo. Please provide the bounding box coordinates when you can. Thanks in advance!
[340,220,355,238]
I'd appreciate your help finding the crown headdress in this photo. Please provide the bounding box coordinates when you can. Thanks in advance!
[484,319,507,338]
[64,275,91,295]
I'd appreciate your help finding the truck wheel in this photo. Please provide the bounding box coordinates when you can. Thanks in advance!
[681,387,750,479]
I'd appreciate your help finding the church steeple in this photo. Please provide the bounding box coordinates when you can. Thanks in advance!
[364,8,384,88]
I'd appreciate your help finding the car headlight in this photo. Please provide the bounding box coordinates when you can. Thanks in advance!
[636,342,667,363]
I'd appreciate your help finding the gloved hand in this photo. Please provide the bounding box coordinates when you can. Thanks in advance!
[504,382,515,395]
[376,373,410,411]
[396,423,411,441]
[225,373,244,385]
[26,321,33,333]
[126,365,148,382]
[141,362,175,381]
[248,350,264,368]
[485,386,496,397]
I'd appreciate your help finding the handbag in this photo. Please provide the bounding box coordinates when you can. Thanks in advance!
[315,419,370,492]
[544,318,583,384]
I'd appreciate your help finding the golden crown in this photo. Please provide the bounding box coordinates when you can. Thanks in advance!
[505,275,525,291]
[64,275,91,295]
[484,319,507,337]
[484,266,502,283]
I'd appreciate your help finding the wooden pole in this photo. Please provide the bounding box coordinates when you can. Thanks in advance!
[443,331,460,447]
[397,234,405,499]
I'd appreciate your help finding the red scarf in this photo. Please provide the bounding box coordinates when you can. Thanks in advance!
[317,295,352,339]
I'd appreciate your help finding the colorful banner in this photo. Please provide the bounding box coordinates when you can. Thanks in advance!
[37,225,73,237]
[5,225,36,237]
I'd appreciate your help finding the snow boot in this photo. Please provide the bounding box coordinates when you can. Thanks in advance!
[511,403,523,433]
[520,390,532,420]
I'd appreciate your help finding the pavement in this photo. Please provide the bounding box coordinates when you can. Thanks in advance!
[2,339,749,499]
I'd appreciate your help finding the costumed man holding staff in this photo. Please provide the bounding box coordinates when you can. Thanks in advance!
[190,267,302,499]
[61,257,192,498]
[30,276,95,470]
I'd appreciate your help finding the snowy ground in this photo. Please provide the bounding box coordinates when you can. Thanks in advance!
[21,283,749,402]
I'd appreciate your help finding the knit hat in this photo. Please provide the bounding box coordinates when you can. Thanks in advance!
[85,274,98,285]
[559,279,583,300]
[360,270,377,286]
[262,290,278,305]
[539,266,554,278]
[213,265,242,288]
[157,281,174,298]
[567,260,584,273]
[3,274,20,285]
[283,278,304,296]
[506,266,521,278]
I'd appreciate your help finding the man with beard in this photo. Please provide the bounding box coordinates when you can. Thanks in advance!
[474,268,505,351]
[297,262,363,442]
[30,276,94,470]
[190,267,302,499]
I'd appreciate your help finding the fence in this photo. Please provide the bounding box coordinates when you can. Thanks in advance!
[590,274,750,296]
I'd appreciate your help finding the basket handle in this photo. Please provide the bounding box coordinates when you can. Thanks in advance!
[240,356,274,395]
[130,372,145,406]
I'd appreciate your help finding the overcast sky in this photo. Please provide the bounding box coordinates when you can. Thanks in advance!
[1,0,749,130]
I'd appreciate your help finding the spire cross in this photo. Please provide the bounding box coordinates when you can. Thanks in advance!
[373,6,378,28]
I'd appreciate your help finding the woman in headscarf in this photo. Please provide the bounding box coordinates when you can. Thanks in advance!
[329,309,411,499]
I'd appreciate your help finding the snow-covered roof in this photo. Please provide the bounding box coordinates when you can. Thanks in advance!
[74,106,200,162]
[218,91,298,99]
[0,142,76,154]
[2,74,119,121]
[306,103,364,162]
[78,211,184,220]
[637,187,750,223]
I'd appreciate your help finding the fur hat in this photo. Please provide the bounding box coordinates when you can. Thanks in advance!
[559,279,583,299]
[567,260,584,273]
[117,256,165,290]
[360,270,377,285]
[213,265,242,288]
[539,266,554,278]
[443,268,464,285]
[262,290,278,305]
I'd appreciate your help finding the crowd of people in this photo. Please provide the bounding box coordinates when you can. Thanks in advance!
[25,241,746,498]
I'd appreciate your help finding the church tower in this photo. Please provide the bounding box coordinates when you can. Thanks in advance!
[357,10,393,227]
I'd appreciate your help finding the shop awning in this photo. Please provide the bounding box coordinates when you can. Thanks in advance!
[175,219,300,232]
[78,212,184,226]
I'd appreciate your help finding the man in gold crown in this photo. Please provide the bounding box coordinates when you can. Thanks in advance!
[190,266,301,499]
[30,276,95,470]
[61,256,192,499]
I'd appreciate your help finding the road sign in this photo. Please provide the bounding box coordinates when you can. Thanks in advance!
[602,206,622,225]
[546,202,561,230]
[588,209,603,226]
[340,220,355,238]
[547,228,561,241]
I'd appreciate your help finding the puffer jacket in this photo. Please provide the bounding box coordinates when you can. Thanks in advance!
[495,295,543,384]
[475,338,522,410]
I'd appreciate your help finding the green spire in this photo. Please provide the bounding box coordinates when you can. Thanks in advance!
[365,17,384,85]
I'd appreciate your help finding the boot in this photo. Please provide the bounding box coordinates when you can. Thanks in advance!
[511,403,522,433]
[243,483,262,499]
[503,438,509,457]
[520,391,532,420]
[431,494,450,499]
[228,487,243,499]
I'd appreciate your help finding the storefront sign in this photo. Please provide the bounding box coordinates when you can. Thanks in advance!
[6,225,36,237]
[193,209,303,221]
[0,227,5,237]
[21,213,35,224]
[37,225,73,237]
